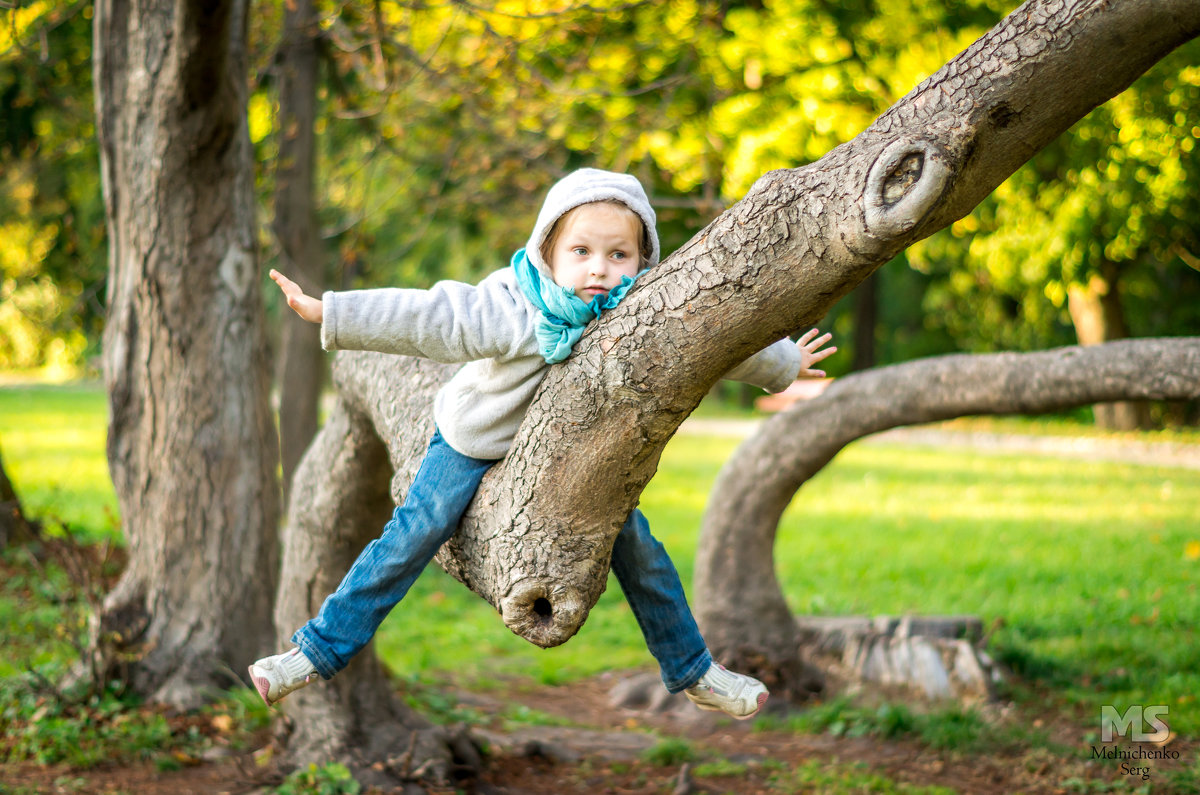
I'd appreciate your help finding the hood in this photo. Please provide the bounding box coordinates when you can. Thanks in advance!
[524,168,660,277]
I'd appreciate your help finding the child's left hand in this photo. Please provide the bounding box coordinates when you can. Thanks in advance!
[796,328,836,378]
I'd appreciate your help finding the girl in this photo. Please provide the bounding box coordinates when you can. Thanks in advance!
[251,169,835,719]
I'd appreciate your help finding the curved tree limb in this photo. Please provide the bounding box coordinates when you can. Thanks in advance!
[694,338,1200,691]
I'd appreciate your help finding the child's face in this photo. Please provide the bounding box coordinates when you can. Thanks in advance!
[547,203,643,301]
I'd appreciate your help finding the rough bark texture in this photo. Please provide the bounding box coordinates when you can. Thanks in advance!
[93,0,280,706]
[695,338,1200,696]
[273,0,325,502]
[275,0,1199,772]
[1,450,36,547]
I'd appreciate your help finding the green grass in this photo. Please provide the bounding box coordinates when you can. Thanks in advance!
[0,666,271,770]
[3,382,1199,738]
[0,546,93,678]
[0,383,119,544]
[752,696,996,751]
[766,759,958,794]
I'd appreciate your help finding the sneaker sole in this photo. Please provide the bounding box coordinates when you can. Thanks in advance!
[690,690,769,720]
[248,665,276,707]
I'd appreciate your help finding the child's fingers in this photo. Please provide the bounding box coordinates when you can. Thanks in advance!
[271,271,302,297]
[805,332,833,349]
[798,328,820,345]
[809,345,837,363]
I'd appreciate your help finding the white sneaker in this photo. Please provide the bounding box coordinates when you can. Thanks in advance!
[248,647,320,706]
[684,663,769,720]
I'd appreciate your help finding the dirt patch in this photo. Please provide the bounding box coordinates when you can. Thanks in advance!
[6,671,1189,794]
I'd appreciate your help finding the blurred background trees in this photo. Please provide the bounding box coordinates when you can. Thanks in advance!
[4,0,1198,425]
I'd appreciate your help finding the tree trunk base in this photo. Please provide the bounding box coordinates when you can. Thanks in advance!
[797,614,1002,704]
[1,453,38,548]
[281,654,484,790]
[664,615,1001,714]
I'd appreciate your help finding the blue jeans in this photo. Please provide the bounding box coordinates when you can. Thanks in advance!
[293,428,712,693]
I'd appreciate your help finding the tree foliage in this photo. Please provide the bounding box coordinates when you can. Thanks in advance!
[0,2,104,372]
[909,41,1200,351]
[4,0,1199,385]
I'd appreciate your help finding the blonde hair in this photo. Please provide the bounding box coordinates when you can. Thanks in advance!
[539,200,652,269]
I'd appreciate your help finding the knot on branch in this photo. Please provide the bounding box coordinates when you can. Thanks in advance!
[500,578,588,648]
[863,138,950,239]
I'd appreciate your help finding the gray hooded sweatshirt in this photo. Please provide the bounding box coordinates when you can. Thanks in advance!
[321,169,802,459]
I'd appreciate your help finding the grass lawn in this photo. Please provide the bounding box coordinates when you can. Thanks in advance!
[2,382,1198,736]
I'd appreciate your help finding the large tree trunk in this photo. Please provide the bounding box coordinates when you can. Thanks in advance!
[1,450,36,547]
[1067,263,1152,430]
[93,0,280,707]
[273,0,325,503]
[276,0,1198,775]
[695,338,1200,698]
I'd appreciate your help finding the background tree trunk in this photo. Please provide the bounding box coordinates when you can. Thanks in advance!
[273,0,1199,774]
[852,272,878,372]
[1067,263,1152,430]
[0,450,36,547]
[93,0,280,706]
[273,0,325,503]
[694,338,1200,698]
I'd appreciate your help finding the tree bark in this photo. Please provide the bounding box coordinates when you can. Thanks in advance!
[93,0,280,706]
[0,450,36,547]
[276,0,1199,772]
[694,338,1200,695]
[1067,264,1152,430]
[273,0,325,503]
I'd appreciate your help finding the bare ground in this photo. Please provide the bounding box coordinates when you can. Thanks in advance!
[3,669,1192,794]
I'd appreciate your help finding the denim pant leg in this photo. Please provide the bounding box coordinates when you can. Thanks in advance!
[610,509,712,693]
[293,429,498,678]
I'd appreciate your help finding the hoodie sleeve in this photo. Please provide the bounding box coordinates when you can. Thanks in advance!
[722,338,802,393]
[320,269,537,363]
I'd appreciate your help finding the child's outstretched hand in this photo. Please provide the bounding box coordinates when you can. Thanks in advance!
[796,328,836,378]
[270,269,323,324]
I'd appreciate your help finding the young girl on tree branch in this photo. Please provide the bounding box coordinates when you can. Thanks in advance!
[251,168,835,719]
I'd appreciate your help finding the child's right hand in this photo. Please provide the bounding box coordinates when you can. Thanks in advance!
[270,269,323,324]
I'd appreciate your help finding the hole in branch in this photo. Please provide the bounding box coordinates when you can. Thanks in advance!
[532,598,553,618]
[882,152,924,206]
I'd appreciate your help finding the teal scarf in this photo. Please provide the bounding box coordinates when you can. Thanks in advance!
[511,248,641,364]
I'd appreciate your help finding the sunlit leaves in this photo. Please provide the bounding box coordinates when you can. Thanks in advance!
[0,1,104,373]
[911,40,1200,351]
